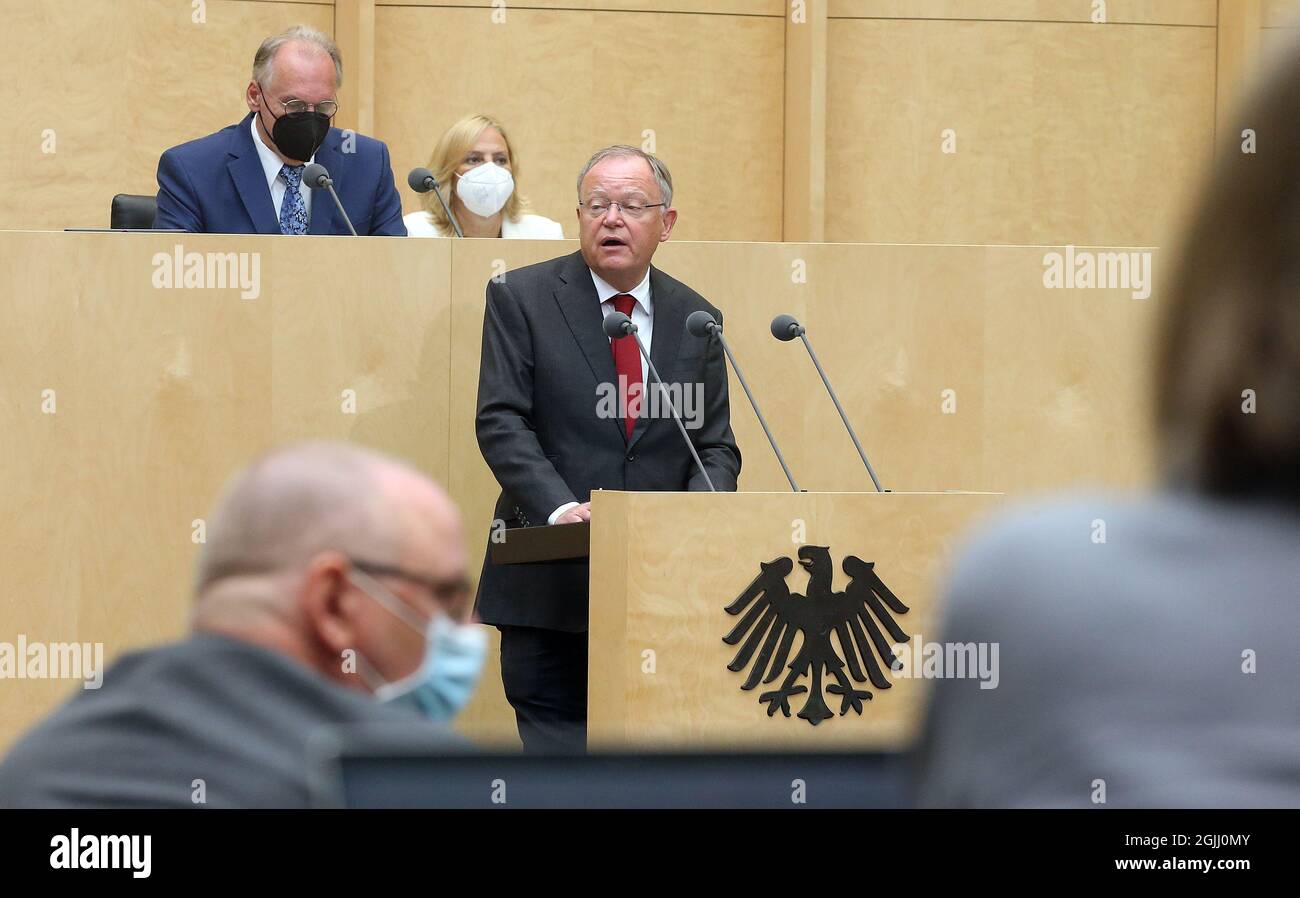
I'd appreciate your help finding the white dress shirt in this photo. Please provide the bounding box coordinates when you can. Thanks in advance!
[591,267,652,387]
[547,267,654,525]
[250,117,313,225]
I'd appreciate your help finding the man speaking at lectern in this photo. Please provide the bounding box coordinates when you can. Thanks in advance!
[474,146,742,753]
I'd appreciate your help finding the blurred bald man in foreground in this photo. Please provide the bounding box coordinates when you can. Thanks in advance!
[0,442,480,808]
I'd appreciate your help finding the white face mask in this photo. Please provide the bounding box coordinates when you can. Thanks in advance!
[455,161,515,218]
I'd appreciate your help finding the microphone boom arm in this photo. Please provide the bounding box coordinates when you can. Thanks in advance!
[431,181,463,238]
[798,331,884,492]
[634,330,716,492]
[714,327,798,491]
[302,164,358,236]
[324,181,357,237]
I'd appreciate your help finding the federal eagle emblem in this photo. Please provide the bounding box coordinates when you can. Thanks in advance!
[723,545,910,725]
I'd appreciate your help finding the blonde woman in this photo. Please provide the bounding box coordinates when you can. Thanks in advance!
[404,114,563,238]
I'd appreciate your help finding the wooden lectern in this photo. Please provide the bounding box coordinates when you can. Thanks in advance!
[493,489,1001,751]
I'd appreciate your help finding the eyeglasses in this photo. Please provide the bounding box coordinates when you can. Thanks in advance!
[350,559,472,608]
[280,98,337,117]
[264,92,338,118]
[579,200,666,220]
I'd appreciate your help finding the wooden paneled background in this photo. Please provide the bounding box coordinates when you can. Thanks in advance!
[3,1,1297,242]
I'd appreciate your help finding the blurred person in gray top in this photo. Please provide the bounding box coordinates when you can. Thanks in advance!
[0,442,483,808]
[914,45,1300,808]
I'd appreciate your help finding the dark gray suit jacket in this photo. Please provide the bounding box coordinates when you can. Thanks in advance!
[474,251,742,633]
[0,633,465,808]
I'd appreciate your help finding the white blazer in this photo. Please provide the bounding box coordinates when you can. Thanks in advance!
[403,210,565,238]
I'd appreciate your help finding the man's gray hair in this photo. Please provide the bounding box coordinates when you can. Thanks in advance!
[576,145,674,209]
[193,441,407,596]
[252,25,343,89]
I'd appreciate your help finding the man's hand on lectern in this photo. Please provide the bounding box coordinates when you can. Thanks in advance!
[555,502,591,525]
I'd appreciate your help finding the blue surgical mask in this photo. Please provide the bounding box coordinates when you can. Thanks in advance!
[350,569,487,722]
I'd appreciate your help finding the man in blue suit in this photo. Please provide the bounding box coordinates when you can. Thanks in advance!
[154,25,405,236]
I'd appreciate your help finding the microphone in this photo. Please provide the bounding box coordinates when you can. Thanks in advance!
[602,311,715,492]
[301,163,358,236]
[407,167,463,238]
[770,313,884,492]
[686,310,798,492]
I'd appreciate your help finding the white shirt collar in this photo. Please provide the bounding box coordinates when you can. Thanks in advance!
[249,116,315,190]
[590,267,652,315]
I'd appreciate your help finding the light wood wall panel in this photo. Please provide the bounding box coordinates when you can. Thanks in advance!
[335,0,377,134]
[1261,22,1300,53]
[372,4,786,241]
[0,0,335,231]
[0,231,451,751]
[1216,0,1264,142]
[1262,0,1300,26]
[784,0,828,242]
[1260,0,1300,58]
[824,16,1216,247]
[829,0,1215,25]
[648,241,1158,494]
[379,1,783,13]
[1215,2,1299,145]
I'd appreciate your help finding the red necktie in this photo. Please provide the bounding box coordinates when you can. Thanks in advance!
[610,293,643,440]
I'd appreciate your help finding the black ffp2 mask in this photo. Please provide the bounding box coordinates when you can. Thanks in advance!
[257,86,331,163]
[272,111,330,163]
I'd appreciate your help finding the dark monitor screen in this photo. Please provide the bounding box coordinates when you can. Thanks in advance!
[311,732,908,809]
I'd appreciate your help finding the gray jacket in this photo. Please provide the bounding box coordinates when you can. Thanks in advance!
[0,633,464,808]
[914,491,1300,808]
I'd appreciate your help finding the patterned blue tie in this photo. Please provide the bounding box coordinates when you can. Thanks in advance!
[279,164,308,235]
